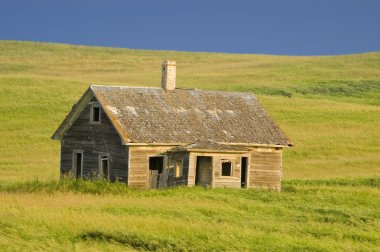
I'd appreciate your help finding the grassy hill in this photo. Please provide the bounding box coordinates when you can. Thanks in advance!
[0,40,379,181]
[0,40,379,250]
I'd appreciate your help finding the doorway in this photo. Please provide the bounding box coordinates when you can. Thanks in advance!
[99,154,109,179]
[195,156,212,187]
[149,156,164,189]
[241,157,248,188]
[73,151,83,179]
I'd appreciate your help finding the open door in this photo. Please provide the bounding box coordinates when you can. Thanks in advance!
[241,157,248,188]
[99,154,110,179]
[195,156,212,187]
[149,156,164,189]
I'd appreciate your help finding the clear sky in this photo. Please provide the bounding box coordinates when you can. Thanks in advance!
[1,0,379,55]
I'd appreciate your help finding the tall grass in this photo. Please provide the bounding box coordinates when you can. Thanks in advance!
[1,177,379,195]
[0,178,379,251]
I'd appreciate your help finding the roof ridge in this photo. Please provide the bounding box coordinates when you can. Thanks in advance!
[90,84,256,97]
[91,84,161,89]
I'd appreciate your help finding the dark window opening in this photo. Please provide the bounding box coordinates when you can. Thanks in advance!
[149,156,164,174]
[90,105,100,123]
[175,159,183,178]
[93,107,100,121]
[221,160,232,176]
[241,157,248,188]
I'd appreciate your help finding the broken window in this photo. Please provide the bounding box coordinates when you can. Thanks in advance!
[175,158,183,178]
[221,159,232,176]
[90,104,101,123]
[149,156,164,174]
[99,154,109,179]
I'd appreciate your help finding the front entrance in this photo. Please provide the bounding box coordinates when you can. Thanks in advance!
[241,157,248,188]
[149,156,164,189]
[195,156,212,187]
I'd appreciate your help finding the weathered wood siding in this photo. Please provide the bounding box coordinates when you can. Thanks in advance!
[60,97,128,182]
[249,148,282,190]
[188,153,197,187]
[188,152,246,188]
[212,154,241,188]
[167,152,189,187]
[128,145,178,188]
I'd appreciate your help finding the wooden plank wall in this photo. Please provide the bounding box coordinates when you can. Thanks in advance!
[212,154,241,188]
[188,152,246,188]
[128,145,177,188]
[60,97,129,182]
[249,148,282,190]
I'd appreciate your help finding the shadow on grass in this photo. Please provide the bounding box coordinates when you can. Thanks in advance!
[79,231,183,251]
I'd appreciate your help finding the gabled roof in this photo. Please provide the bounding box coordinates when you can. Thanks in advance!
[52,85,292,147]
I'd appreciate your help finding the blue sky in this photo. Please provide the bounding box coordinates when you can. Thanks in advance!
[1,0,379,55]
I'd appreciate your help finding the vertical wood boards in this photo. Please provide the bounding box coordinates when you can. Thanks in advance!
[188,154,197,187]
[196,156,212,187]
[149,170,159,189]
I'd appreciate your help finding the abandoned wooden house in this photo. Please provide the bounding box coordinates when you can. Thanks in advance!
[52,61,293,190]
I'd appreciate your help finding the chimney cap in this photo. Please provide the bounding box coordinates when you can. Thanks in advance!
[162,60,176,66]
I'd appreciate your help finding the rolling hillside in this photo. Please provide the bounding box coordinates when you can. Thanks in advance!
[0,40,379,181]
[1,41,380,251]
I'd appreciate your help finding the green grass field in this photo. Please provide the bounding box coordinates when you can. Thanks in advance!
[0,40,379,251]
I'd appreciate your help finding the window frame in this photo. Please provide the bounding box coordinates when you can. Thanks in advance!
[90,103,101,124]
[98,153,110,179]
[221,159,233,177]
[175,158,183,178]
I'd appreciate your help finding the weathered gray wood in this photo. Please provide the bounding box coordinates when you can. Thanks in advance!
[60,97,129,183]
[149,170,159,189]
[196,156,212,187]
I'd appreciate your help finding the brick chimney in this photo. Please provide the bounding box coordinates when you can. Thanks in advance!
[161,60,176,91]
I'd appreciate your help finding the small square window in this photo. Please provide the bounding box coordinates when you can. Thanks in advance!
[221,159,232,176]
[90,104,101,124]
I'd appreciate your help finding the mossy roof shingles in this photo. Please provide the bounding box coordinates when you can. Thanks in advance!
[91,85,292,146]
